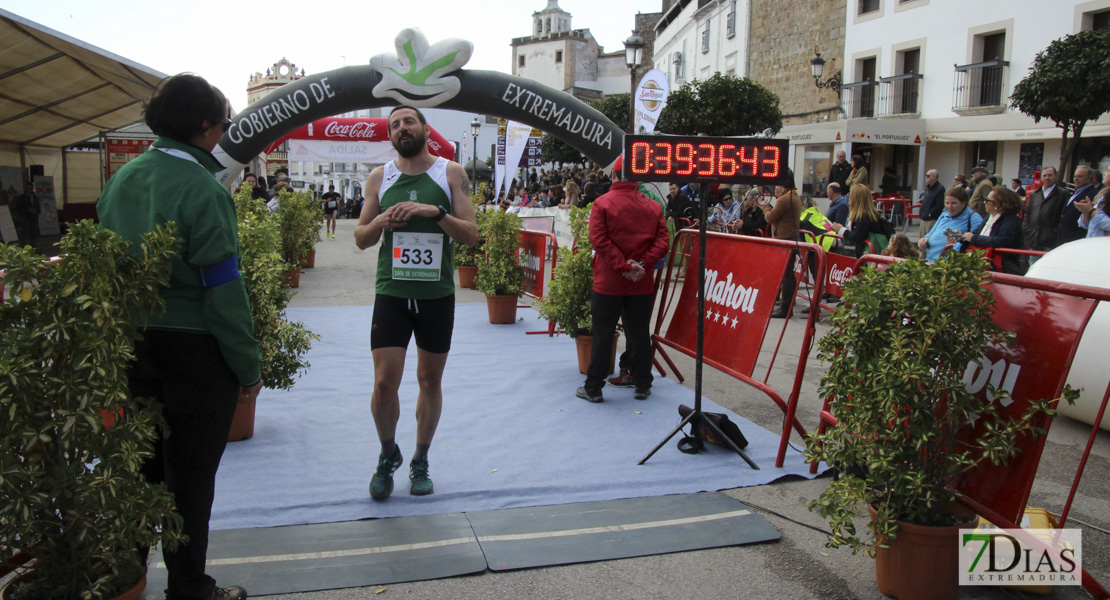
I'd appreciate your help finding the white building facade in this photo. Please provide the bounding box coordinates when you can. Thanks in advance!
[653,0,750,86]
[650,0,1110,200]
[789,0,1110,198]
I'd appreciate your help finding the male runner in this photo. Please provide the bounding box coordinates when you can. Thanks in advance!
[354,106,479,499]
[321,185,341,238]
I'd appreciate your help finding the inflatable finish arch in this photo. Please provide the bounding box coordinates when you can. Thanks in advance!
[212,28,625,189]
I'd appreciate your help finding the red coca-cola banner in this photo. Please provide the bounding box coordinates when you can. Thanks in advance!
[664,232,792,378]
[263,117,455,161]
[823,252,857,297]
[955,281,1096,525]
[518,230,552,299]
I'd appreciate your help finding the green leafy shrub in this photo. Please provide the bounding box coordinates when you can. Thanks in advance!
[0,221,185,600]
[804,252,1077,556]
[535,206,593,337]
[476,209,525,297]
[233,186,318,390]
[272,187,323,265]
[454,196,485,268]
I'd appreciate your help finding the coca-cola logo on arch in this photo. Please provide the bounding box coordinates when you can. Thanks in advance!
[324,120,378,139]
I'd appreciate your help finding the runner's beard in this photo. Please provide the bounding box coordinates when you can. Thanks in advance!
[392,130,426,159]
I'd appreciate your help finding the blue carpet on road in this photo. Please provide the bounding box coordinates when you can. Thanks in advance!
[210,304,817,530]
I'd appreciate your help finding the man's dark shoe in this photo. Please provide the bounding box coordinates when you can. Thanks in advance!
[634,387,651,400]
[211,585,248,600]
[409,457,434,496]
[770,308,791,319]
[576,386,603,403]
[369,446,403,500]
[607,369,634,387]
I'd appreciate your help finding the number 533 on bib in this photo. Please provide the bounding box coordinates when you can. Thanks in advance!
[392,232,444,281]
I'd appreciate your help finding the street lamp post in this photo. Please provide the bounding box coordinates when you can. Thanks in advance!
[470,117,481,197]
[623,30,645,135]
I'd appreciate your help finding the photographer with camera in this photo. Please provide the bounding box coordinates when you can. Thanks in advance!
[917,187,983,262]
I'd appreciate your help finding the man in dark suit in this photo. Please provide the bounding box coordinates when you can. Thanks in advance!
[1022,166,1068,251]
[829,150,852,193]
[1058,165,1097,245]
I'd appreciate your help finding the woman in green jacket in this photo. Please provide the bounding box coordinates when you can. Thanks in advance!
[97,73,258,600]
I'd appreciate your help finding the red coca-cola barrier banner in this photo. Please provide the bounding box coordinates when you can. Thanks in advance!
[823,252,857,297]
[664,232,791,378]
[518,230,553,299]
[263,117,455,161]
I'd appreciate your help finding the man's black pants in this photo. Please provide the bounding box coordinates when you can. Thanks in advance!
[585,291,654,393]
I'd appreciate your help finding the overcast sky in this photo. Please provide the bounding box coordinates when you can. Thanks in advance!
[4,0,659,110]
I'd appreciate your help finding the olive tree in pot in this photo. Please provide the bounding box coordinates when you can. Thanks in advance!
[230,191,319,441]
[476,208,525,324]
[0,221,185,600]
[804,252,1076,600]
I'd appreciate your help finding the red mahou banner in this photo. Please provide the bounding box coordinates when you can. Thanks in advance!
[664,231,791,378]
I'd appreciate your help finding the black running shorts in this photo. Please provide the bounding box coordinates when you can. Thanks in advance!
[371,293,455,353]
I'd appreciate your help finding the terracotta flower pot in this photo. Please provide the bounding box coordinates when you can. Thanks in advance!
[228,396,256,442]
[1,570,146,600]
[869,504,976,600]
[457,265,478,289]
[574,331,620,375]
[485,293,518,324]
[300,249,316,269]
[283,266,301,288]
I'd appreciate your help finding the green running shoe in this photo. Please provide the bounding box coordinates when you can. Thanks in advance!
[369,447,403,500]
[409,457,434,496]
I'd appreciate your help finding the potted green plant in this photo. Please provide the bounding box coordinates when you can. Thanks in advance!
[476,208,525,324]
[229,191,319,441]
[534,206,616,372]
[0,221,184,600]
[454,197,485,289]
[804,252,1076,600]
[272,188,323,287]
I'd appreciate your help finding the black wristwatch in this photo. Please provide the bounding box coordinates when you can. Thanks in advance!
[433,205,448,222]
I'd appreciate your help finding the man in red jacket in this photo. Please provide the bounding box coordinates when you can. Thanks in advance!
[576,156,670,403]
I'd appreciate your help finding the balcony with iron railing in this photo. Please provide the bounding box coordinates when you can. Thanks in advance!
[878,73,923,118]
[842,80,880,119]
[952,60,1009,115]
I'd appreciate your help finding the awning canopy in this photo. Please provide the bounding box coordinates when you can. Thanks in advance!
[0,8,167,149]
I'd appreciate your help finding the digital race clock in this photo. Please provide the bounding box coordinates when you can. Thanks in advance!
[622,134,790,185]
